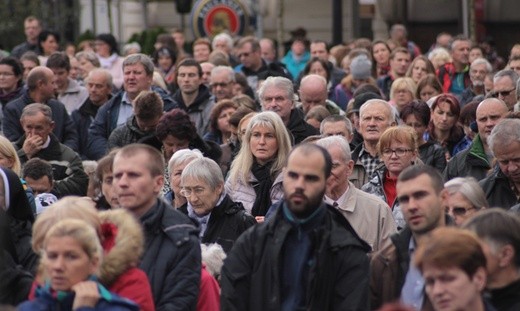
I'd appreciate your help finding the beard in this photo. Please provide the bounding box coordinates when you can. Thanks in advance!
[285,187,326,218]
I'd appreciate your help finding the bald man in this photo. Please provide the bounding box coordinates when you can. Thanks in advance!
[299,74,344,116]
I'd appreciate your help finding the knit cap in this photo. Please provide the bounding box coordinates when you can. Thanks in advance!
[350,54,372,80]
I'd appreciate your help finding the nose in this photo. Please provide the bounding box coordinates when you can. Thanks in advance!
[258,135,266,144]
[430,280,445,297]
[51,256,65,270]
[507,161,519,173]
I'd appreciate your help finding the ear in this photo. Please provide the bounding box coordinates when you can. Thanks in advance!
[89,255,100,275]
[49,121,55,131]
[472,266,487,292]
[498,244,515,268]
[345,159,355,176]
[153,174,164,193]
[439,189,449,205]
[215,182,224,196]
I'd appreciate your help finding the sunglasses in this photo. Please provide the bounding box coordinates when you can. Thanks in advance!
[445,206,475,216]
[493,88,515,97]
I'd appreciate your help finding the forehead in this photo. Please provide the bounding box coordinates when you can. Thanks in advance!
[178,66,199,74]
[393,52,410,60]
[124,63,146,72]
[194,43,210,50]
[471,63,487,71]
[311,43,326,51]
[453,40,471,49]
[360,102,390,118]
[113,152,150,171]
[181,176,209,187]
[87,73,108,84]
[476,100,506,116]
[210,71,230,81]
[323,121,348,131]
[263,85,288,97]
[23,112,49,124]
[397,173,435,195]
[494,76,514,86]
[494,141,520,156]
[286,150,325,176]
[239,42,253,51]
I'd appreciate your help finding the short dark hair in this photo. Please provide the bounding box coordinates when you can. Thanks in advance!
[38,30,60,52]
[22,158,54,182]
[287,143,332,179]
[95,149,118,184]
[400,100,431,126]
[0,57,23,87]
[96,33,119,55]
[398,164,444,194]
[176,58,202,78]
[46,52,71,71]
[134,91,164,121]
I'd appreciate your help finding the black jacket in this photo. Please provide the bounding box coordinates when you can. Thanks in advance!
[108,116,155,150]
[172,84,213,137]
[71,97,106,160]
[418,141,446,173]
[220,201,371,311]
[489,277,520,311]
[287,108,319,145]
[179,194,256,253]
[443,134,491,182]
[138,198,201,311]
[479,166,518,209]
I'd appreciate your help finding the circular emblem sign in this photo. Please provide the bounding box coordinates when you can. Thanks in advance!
[191,0,249,38]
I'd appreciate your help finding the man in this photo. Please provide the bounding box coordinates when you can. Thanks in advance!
[464,209,520,310]
[426,32,452,55]
[11,16,41,59]
[200,62,214,86]
[508,55,520,75]
[112,144,200,310]
[317,136,397,252]
[493,69,519,111]
[46,52,89,114]
[3,66,78,151]
[437,35,472,95]
[212,33,239,67]
[260,38,277,63]
[88,53,176,160]
[221,143,371,310]
[192,38,211,63]
[71,69,113,159]
[350,99,396,188]
[209,65,235,102]
[108,90,163,149]
[298,74,343,115]
[259,76,318,144]
[389,24,421,59]
[308,40,346,89]
[320,115,354,144]
[443,98,509,181]
[460,58,493,106]
[22,157,54,196]
[480,118,520,208]
[370,165,449,310]
[172,58,213,136]
[377,47,411,99]
[15,104,88,197]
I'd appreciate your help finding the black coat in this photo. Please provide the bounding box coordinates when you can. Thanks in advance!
[443,135,491,182]
[180,194,256,253]
[71,97,104,160]
[418,141,447,173]
[480,166,519,209]
[287,108,319,145]
[220,202,370,311]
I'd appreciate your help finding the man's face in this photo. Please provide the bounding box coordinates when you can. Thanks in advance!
[469,63,488,85]
[39,71,57,102]
[86,73,112,106]
[325,145,353,197]
[25,175,53,196]
[173,32,185,49]
[509,59,520,76]
[210,71,234,101]
[112,151,163,217]
[396,173,445,235]
[321,121,352,141]
[493,76,516,110]
[238,42,262,70]
[390,52,411,76]
[476,99,508,145]
[283,149,327,215]
[494,141,520,185]
[24,20,41,42]
[123,63,152,98]
[260,40,276,62]
[299,84,327,114]
[21,111,55,142]
[178,65,202,95]
[261,85,293,123]
[359,102,393,144]
[193,44,211,63]
[424,265,486,311]
[200,62,214,86]
[49,67,69,92]
[451,40,471,66]
[310,42,328,61]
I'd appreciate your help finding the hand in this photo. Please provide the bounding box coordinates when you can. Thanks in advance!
[72,281,100,310]
[22,134,43,158]
[255,216,265,223]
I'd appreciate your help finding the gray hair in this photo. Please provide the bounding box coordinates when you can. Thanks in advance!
[167,149,203,173]
[212,33,233,51]
[316,135,352,162]
[258,76,296,106]
[201,243,226,279]
[210,65,235,82]
[181,157,224,190]
[320,115,353,137]
[470,57,492,73]
[21,103,53,123]
[494,69,520,85]
[488,118,520,154]
[444,177,489,210]
[86,68,113,89]
[123,42,142,55]
[75,51,101,67]
[123,53,154,76]
[359,99,396,123]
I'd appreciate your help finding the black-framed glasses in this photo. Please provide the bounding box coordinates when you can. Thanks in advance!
[494,88,515,97]
[381,148,413,157]
[445,206,475,216]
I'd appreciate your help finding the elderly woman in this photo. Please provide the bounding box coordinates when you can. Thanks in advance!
[19,218,140,310]
[0,57,24,108]
[164,149,203,208]
[179,157,256,252]
[362,126,419,229]
[444,177,488,226]
[75,51,101,81]
[226,111,292,219]
[389,77,416,114]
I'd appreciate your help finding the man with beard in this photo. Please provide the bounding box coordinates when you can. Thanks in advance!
[460,58,492,106]
[221,143,370,310]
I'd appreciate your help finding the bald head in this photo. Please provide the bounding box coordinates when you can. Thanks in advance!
[476,98,509,147]
[27,66,53,91]
[299,74,328,114]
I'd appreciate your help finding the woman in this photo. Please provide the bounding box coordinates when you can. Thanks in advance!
[203,99,238,144]
[19,218,140,310]
[444,177,488,226]
[31,197,154,311]
[427,93,465,159]
[38,30,60,66]
[389,77,416,114]
[406,55,435,84]
[164,149,203,208]
[225,111,292,219]
[400,100,446,172]
[428,47,452,70]
[95,33,124,89]
[75,51,101,81]
[94,150,119,210]
[362,126,419,229]
[152,46,177,93]
[0,135,22,176]
[301,57,338,102]
[415,74,443,102]
[0,57,24,108]
[371,40,391,79]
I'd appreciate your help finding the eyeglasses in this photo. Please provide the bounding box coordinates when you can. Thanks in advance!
[382,148,413,157]
[494,88,515,97]
[445,206,475,216]
[210,82,229,88]
[0,72,14,77]
[180,187,206,198]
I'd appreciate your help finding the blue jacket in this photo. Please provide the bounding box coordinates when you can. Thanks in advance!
[87,86,176,160]
[282,50,310,79]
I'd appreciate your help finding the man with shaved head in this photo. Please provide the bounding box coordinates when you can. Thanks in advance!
[299,74,344,116]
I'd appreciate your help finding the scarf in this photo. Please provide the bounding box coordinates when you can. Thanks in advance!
[251,161,274,217]
[98,53,119,69]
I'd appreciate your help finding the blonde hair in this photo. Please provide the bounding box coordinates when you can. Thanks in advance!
[0,135,21,175]
[390,77,417,100]
[377,125,418,155]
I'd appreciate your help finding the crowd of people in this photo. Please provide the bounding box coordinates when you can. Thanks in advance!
[1,15,520,311]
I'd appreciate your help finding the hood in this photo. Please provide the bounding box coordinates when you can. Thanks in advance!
[0,167,33,223]
[98,209,144,287]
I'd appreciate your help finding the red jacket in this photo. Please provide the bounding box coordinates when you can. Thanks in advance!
[436,62,471,94]
[197,265,220,311]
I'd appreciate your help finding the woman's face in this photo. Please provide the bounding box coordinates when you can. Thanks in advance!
[381,140,416,177]
[432,101,457,132]
[0,153,14,169]
[404,114,427,143]
[79,58,96,79]
[217,107,236,134]
[42,35,59,56]
[237,116,253,143]
[0,64,20,92]
[158,55,173,72]
[101,170,119,209]
[445,191,477,226]
[44,236,98,291]
[309,62,327,80]
[170,160,191,198]
[181,177,222,216]
[411,59,428,83]
[372,43,390,65]
[162,135,190,162]
[95,40,111,57]
[250,125,278,165]
[392,88,414,111]
[419,85,440,102]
